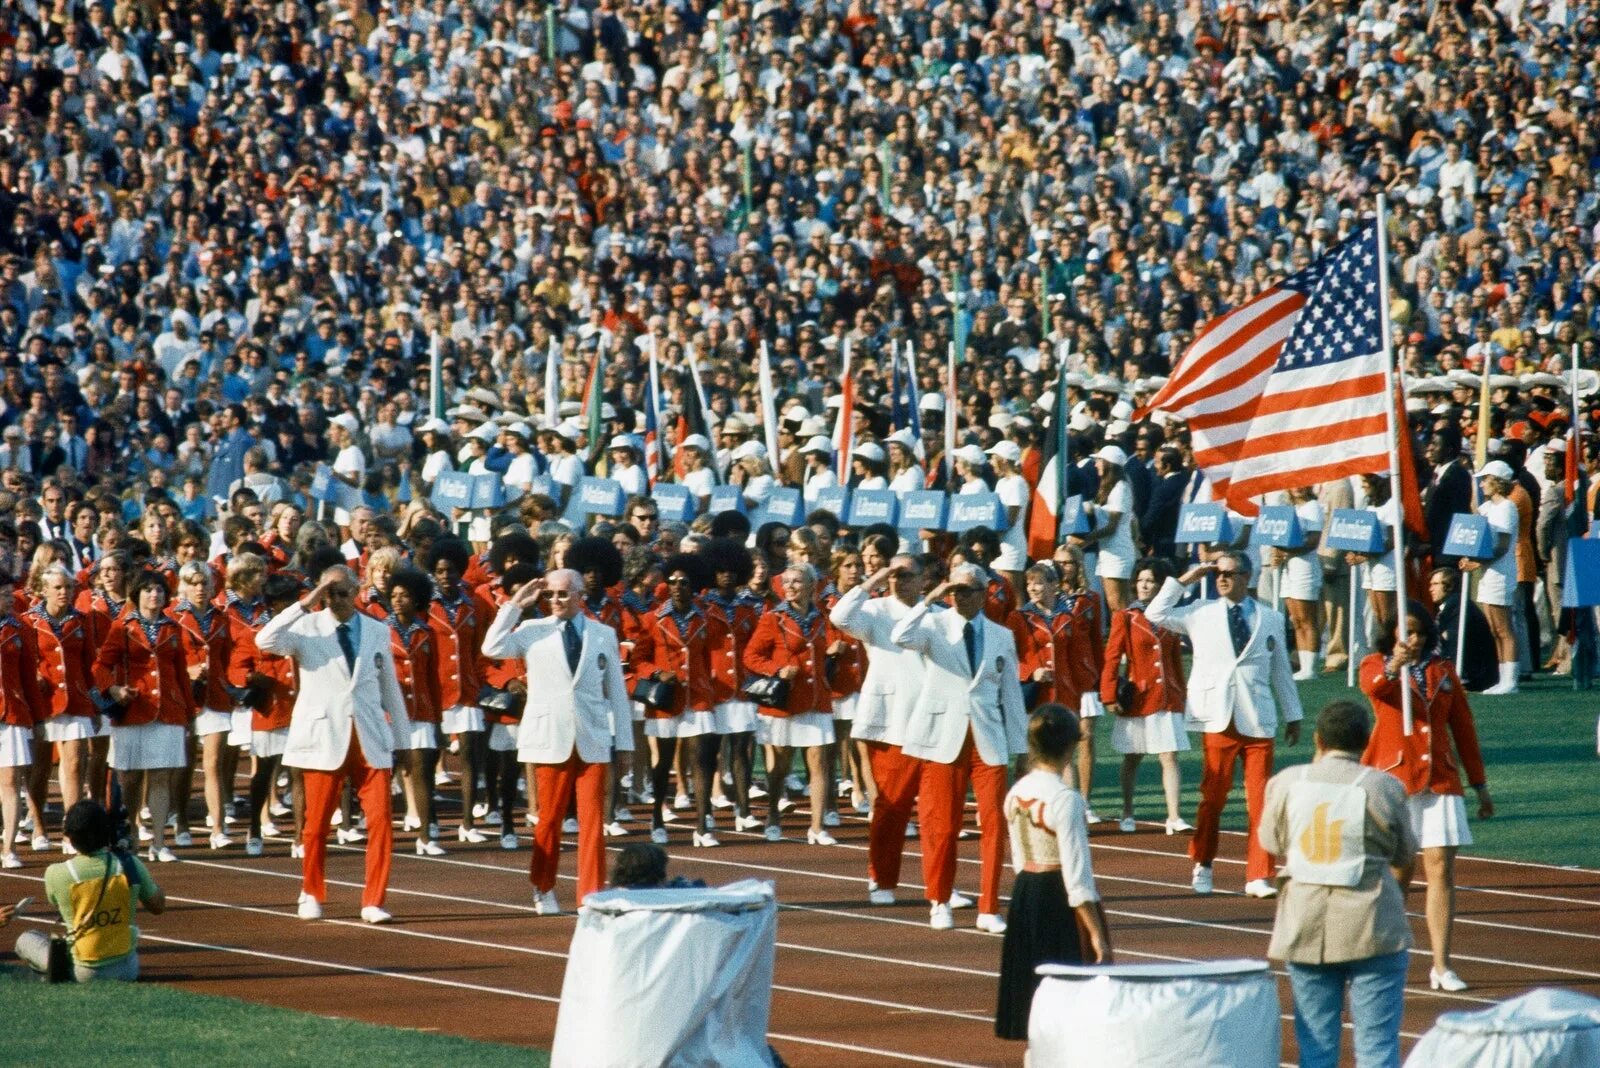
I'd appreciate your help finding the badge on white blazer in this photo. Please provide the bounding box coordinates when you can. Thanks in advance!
[1266,636,1276,652]
[597,654,608,671]
[995,656,1004,674]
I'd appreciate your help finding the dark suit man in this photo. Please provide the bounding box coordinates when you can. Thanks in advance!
[1141,446,1187,561]
[1423,434,1473,562]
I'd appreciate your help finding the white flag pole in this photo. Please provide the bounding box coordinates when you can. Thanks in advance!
[544,336,561,429]
[1375,196,1414,736]
[428,332,444,420]
[1573,341,1582,692]
[1348,563,1360,688]
[944,342,957,484]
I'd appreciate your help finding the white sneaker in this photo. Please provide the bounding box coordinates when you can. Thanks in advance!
[673,793,692,810]
[806,829,838,846]
[329,808,342,827]
[534,889,561,916]
[0,853,20,869]
[361,906,393,924]
[259,819,279,838]
[561,817,579,834]
[336,828,365,845]
[414,838,446,857]
[1118,816,1137,833]
[1165,818,1195,835]
[297,893,322,921]
[735,815,762,832]
[693,832,720,848]
[1244,879,1279,899]
[612,807,633,823]
[947,891,974,910]
[147,846,176,863]
[173,831,194,848]
[777,797,796,813]
[711,796,734,810]
[472,802,489,820]
[763,824,781,842]
[650,826,668,845]
[603,821,628,838]
[483,810,503,826]
[868,887,896,906]
[1083,809,1105,825]
[929,902,954,930]
[785,774,805,793]
[290,843,305,859]
[500,832,519,850]
[62,840,77,855]
[975,913,1008,934]
[457,826,488,844]
[31,834,49,852]
[209,832,232,850]
[749,784,768,799]
[1191,864,1214,895]
[245,837,264,857]
[138,825,153,842]
[822,810,841,828]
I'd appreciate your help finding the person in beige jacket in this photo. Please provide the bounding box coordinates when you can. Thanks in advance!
[1259,700,1417,1068]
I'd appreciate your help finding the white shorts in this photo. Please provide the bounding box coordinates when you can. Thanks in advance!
[0,723,32,767]
[1409,791,1473,849]
[995,542,1026,572]
[832,693,858,722]
[252,727,289,758]
[1476,568,1515,608]
[441,705,485,735]
[1111,711,1192,756]
[757,710,835,748]
[1365,560,1397,593]
[644,710,716,740]
[1096,547,1135,581]
[1280,555,1323,602]
[193,708,233,737]
[712,700,757,735]
[110,722,187,771]
[43,715,96,743]
[1079,692,1106,720]
[403,722,440,750]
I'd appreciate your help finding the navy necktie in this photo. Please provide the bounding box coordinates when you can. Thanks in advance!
[1228,603,1249,656]
[564,618,581,673]
[337,621,356,671]
[963,620,977,676]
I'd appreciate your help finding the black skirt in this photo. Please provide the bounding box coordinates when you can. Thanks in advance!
[995,869,1084,1041]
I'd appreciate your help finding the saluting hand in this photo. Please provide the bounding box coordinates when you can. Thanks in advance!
[509,578,545,610]
[865,567,894,593]
[1177,562,1216,585]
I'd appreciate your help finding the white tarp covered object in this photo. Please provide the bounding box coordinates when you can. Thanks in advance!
[1029,960,1280,1068]
[1405,988,1600,1068]
[551,879,778,1068]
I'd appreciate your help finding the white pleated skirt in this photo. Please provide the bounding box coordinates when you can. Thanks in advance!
[403,722,440,750]
[645,710,716,739]
[43,715,96,743]
[252,727,289,758]
[1111,711,1192,756]
[229,709,254,749]
[757,710,835,748]
[193,707,233,737]
[488,723,519,752]
[441,704,485,734]
[0,724,32,767]
[1409,791,1472,849]
[1079,692,1106,720]
[832,693,858,722]
[713,700,757,735]
[1280,555,1323,601]
[110,722,186,770]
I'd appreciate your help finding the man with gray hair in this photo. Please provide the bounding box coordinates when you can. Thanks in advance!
[1147,550,1304,898]
[891,562,1028,933]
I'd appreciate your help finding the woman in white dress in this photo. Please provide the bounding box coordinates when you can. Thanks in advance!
[987,441,1030,588]
[1346,473,1400,640]
[885,431,925,493]
[849,442,889,489]
[1272,485,1325,680]
[1462,461,1521,694]
[1078,445,1136,612]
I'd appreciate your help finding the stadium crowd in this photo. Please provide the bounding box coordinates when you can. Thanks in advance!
[0,0,1595,1003]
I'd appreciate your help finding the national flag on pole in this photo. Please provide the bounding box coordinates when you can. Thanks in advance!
[758,340,783,485]
[674,353,713,482]
[1139,223,1400,514]
[644,339,663,487]
[1028,361,1071,560]
[943,342,958,485]
[889,340,907,432]
[582,341,606,473]
[834,338,855,483]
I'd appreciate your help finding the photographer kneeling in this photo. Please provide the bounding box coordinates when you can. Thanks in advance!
[15,799,165,982]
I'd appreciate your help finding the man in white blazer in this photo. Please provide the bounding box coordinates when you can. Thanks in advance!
[481,568,631,914]
[830,555,929,907]
[255,566,411,924]
[1146,550,1304,899]
[891,563,1028,933]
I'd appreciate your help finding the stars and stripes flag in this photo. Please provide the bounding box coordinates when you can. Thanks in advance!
[1140,222,1415,518]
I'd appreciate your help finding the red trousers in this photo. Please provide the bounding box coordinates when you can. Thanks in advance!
[916,730,1008,913]
[300,736,393,908]
[865,741,922,890]
[531,751,608,902]
[1191,724,1276,882]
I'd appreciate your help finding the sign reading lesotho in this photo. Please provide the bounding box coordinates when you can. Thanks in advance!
[947,492,1007,532]
[898,491,948,531]
[1443,514,1496,560]
[1249,505,1304,549]
[651,484,696,524]
[1174,503,1233,546]
[756,488,804,527]
[1323,508,1387,554]
[1059,495,1092,535]
[847,488,899,527]
[707,485,745,515]
[810,485,850,518]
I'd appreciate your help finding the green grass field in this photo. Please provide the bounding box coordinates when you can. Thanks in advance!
[1101,670,1600,870]
[0,967,547,1066]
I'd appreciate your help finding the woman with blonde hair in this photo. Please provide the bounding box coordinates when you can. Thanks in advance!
[170,561,234,850]
[23,563,97,852]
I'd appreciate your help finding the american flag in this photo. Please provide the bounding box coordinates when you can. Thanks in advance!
[1141,222,1393,510]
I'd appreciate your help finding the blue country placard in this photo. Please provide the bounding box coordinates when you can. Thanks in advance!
[810,485,850,518]
[1250,505,1304,549]
[947,492,1007,532]
[756,487,805,527]
[846,488,900,528]
[1443,513,1496,560]
[707,484,746,515]
[1323,508,1387,554]
[1174,503,1233,545]
[651,484,697,523]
